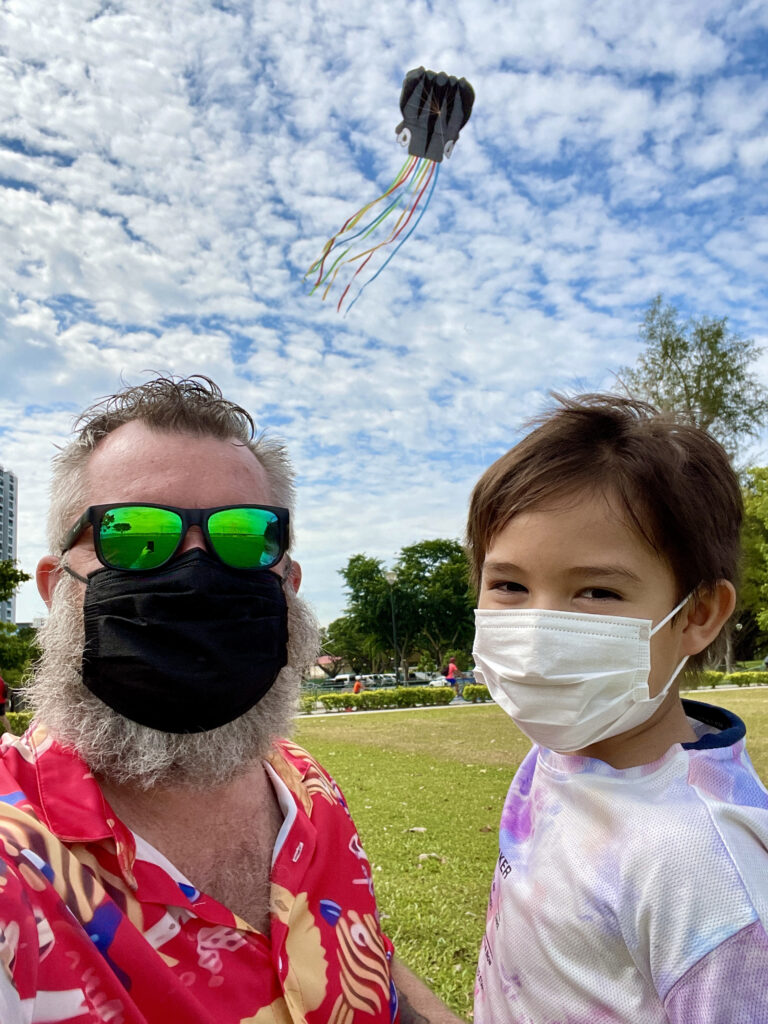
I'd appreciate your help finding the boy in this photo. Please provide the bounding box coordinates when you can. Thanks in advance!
[468,394,768,1023]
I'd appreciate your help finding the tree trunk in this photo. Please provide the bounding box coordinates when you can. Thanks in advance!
[724,624,735,674]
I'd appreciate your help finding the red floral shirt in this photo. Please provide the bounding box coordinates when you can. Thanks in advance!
[0,724,398,1023]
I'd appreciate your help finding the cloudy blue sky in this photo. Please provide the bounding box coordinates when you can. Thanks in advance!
[1,0,768,627]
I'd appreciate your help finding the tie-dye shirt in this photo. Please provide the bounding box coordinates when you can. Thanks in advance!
[475,699,768,1024]
[0,723,398,1024]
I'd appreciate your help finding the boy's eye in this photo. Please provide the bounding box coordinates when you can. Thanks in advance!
[488,580,528,594]
[580,587,622,601]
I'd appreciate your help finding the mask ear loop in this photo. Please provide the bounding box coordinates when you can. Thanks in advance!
[650,591,695,637]
[647,590,696,702]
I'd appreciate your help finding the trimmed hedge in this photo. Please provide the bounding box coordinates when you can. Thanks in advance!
[462,684,491,703]
[1,712,33,736]
[684,670,767,690]
[715,670,766,688]
[298,694,318,715]
[316,686,455,713]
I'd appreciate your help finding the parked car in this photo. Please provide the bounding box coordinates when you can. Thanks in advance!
[361,673,393,688]
[323,673,355,689]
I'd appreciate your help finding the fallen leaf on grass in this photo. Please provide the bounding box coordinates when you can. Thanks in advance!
[417,853,447,864]
[479,825,495,833]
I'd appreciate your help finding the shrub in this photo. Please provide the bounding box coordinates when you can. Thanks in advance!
[724,671,765,688]
[419,687,455,707]
[2,712,33,736]
[684,670,725,690]
[355,690,386,711]
[315,687,455,713]
[462,684,491,703]
[390,686,454,708]
[298,694,318,715]
[684,669,768,690]
[318,693,351,713]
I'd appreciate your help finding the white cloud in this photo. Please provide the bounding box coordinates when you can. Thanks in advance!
[0,0,767,628]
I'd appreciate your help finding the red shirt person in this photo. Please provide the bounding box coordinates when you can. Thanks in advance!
[0,377,463,1024]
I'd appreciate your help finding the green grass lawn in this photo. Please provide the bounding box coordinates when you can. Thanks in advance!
[295,689,768,1021]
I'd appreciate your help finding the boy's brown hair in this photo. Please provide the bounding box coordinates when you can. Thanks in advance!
[466,395,742,662]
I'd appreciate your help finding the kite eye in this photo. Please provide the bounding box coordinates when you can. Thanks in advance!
[443,140,455,159]
[397,127,412,148]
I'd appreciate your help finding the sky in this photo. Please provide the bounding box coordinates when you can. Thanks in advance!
[1,0,768,628]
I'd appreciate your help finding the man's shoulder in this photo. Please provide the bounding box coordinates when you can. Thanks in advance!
[267,738,350,819]
[271,737,328,777]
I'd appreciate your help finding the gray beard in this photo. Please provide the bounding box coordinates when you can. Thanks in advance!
[28,571,319,790]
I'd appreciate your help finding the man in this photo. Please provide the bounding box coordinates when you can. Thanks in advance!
[0,376,461,1023]
[445,658,459,697]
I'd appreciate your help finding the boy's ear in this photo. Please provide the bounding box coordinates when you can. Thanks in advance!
[681,581,736,657]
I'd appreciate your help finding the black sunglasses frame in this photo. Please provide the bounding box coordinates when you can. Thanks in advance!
[61,502,290,572]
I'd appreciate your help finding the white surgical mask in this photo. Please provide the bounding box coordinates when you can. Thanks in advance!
[472,595,691,752]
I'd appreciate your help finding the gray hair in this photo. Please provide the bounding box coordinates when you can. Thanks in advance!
[47,375,295,553]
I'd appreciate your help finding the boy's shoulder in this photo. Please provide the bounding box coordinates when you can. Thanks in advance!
[527,701,768,854]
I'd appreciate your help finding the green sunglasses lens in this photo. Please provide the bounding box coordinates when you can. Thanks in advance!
[207,507,281,569]
[99,506,182,570]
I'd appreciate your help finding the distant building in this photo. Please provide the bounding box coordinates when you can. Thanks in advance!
[0,464,18,623]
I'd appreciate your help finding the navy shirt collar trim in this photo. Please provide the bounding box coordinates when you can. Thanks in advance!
[681,698,746,750]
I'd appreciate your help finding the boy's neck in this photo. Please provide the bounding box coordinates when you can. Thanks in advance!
[569,692,698,769]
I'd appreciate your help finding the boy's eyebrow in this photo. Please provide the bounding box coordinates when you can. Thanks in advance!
[482,560,525,576]
[565,565,642,583]
[482,561,642,584]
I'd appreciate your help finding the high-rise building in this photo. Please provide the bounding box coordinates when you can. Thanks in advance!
[0,464,18,623]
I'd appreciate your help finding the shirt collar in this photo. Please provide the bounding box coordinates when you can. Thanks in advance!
[20,724,322,895]
[20,722,123,844]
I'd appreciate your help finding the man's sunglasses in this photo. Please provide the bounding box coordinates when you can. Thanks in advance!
[61,503,290,572]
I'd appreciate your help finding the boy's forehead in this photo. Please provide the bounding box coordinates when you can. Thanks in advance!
[484,488,662,566]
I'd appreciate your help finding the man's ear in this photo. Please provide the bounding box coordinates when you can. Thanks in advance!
[287,559,302,593]
[681,581,736,657]
[36,556,62,610]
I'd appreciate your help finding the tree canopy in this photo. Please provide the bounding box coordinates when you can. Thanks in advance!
[0,624,40,686]
[326,539,475,676]
[740,467,768,658]
[0,559,31,605]
[619,295,768,459]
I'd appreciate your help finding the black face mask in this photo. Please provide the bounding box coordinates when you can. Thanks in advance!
[72,548,289,733]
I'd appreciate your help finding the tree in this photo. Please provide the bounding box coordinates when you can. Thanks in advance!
[0,559,31,604]
[321,619,374,675]
[618,296,768,459]
[337,541,476,678]
[740,468,768,658]
[339,554,416,678]
[393,539,475,669]
[0,623,40,686]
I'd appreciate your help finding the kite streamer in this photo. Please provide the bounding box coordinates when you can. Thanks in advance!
[306,67,474,314]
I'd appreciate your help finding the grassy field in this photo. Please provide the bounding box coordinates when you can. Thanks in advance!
[294,688,768,1021]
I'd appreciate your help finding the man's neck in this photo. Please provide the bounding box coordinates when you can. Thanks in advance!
[98,761,277,838]
[98,762,285,931]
